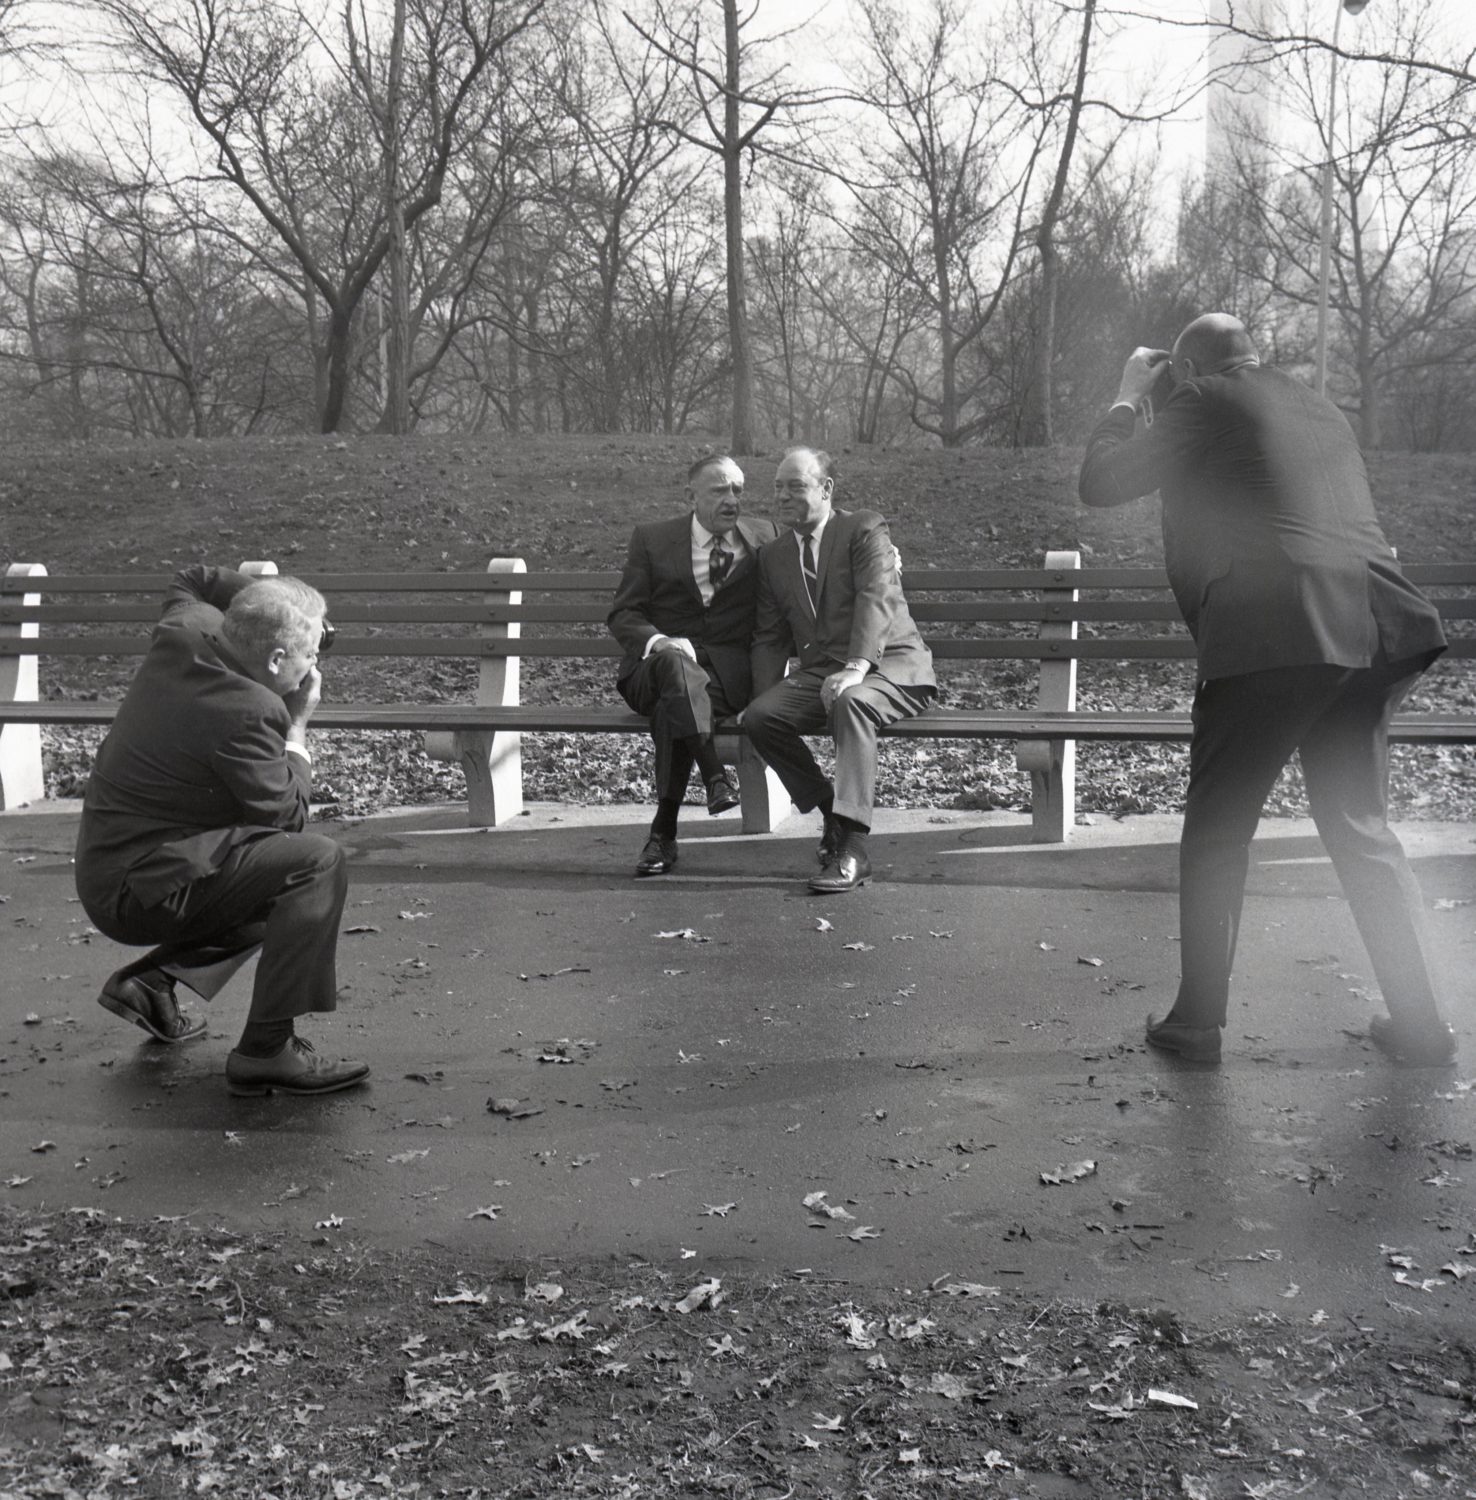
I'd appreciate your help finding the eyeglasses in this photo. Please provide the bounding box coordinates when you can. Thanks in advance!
[319,621,335,652]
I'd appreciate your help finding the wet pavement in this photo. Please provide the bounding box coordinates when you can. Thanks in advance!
[2,798,1474,1333]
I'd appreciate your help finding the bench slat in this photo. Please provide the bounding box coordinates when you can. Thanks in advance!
[5,700,1470,743]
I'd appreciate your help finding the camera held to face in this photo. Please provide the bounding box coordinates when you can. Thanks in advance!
[1139,356,1176,426]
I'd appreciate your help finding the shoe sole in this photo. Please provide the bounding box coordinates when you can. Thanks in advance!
[227,1070,370,1098]
[707,799,740,816]
[808,876,868,894]
[1144,1034,1221,1064]
[98,990,207,1045]
[635,863,676,877]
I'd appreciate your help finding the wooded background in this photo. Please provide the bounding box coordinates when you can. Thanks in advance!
[1,0,1473,451]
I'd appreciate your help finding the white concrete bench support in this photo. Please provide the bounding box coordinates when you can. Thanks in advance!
[0,564,47,809]
[424,557,524,827]
[1015,550,1080,843]
[715,729,790,834]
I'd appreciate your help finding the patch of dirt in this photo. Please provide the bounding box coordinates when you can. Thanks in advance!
[5,432,1472,821]
[4,1205,1474,1498]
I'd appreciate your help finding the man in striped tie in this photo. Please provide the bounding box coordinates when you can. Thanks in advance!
[608,454,778,876]
[744,447,936,893]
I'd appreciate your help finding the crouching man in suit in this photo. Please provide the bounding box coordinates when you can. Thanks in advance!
[75,565,369,1097]
[743,446,936,894]
[608,453,778,876]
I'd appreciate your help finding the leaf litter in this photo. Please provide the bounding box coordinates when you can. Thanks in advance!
[10,1203,1471,1498]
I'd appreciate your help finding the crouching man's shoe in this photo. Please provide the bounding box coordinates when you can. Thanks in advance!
[1367,1014,1457,1068]
[809,833,870,894]
[226,1037,370,1097]
[1145,1011,1222,1064]
[816,815,841,869]
[98,968,206,1045]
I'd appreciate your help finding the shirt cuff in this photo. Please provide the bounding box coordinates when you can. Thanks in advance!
[1109,400,1137,415]
[844,659,871,674]
[642,634,668,659]
[285,742,312,764]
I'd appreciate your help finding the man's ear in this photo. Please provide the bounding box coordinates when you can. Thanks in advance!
[265,646,287,677]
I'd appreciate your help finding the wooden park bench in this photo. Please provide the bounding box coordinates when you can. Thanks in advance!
[4,554,1473,843]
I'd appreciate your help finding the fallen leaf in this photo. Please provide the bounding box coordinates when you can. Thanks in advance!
[811,1413,844,1431]
[487,1098,544,1119]
[433,1286,488,1305]
[674,1277,721,1313]
[803,1191,856,1222]
[1077,955,1104,967]
[846,1225,881,1241]
[1040,1160,1098,1186]
[1147,1388,1199,1410]
[655,928,709,943]
[466,1205,501,1220]
[702,1202,736,1217]
[343,924,381,934]
[814,917,833,932]
[387,1149,431,1164]
[842,941,874,952]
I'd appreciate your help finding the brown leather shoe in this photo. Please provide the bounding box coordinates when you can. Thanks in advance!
[226,1037,370,1097]
[1367,1014,1457,1067]
[809,835,870,894]
[1144,1012,1222,1063]
[98,969,206,1045]
[636,834,678,876]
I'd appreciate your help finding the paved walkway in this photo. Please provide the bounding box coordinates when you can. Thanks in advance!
[2,799,1473,1332]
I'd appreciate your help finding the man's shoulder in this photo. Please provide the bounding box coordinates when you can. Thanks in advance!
[630,513,692,545]
[740,516,778,546]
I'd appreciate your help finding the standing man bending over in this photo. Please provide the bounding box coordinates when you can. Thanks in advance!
[76,565,369,1097]
[1079,312,1454,1067]
[608,453,778,876]
[744,447,936,894]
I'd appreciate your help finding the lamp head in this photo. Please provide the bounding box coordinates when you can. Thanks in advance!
[1342,1,1369,14]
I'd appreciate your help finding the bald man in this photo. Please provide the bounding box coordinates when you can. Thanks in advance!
[1079,313,1453,1067]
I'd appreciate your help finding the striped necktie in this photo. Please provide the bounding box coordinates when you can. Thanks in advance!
[709,540,732,588]
[801,533,818,611]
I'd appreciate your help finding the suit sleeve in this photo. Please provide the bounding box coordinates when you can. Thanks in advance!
[1078,387,1213,508]
[165,564,258,617]
[750,552,793,697]
[606,528,662,654]
[846,515,903,667]
[211,705,311,832]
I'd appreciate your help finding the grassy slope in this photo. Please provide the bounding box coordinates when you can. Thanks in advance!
[4,433,1473,818]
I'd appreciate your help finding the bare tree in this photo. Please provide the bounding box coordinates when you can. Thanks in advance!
[92,0,547,433]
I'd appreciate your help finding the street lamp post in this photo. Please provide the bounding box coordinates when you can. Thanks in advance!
[1314,0,1370,399]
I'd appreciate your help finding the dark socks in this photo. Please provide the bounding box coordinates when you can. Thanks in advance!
[681,734,723,786]
[651,798,682,839]
[236,1018,295,1058]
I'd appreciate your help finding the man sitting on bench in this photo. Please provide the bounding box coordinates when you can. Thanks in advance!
[608,454,778,876]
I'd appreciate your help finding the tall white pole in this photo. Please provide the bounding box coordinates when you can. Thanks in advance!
[1314,2,1344,399]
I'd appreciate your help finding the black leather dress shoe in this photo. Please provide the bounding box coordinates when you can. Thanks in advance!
[809,838,870,894]
[705,775,741,815]
[1367,1013,1457,1067]
[1144,1012,1221,1063]
[635,834,678,877]
[816,816,841,868]
[98,969,207,1045]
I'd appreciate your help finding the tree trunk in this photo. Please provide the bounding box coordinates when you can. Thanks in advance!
[723,0,754,455]
[380,0,411,435]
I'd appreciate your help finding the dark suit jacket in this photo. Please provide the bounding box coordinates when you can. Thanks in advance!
[751,509,935,698]
[1078,365,1446,681]
[608,512,778,712]
[75,566,311,913]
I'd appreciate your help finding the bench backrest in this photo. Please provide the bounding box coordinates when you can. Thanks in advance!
[4,562,1473,662]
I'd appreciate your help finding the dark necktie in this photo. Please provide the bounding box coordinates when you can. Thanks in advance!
[801,533,818,611]
[709,541,732,588]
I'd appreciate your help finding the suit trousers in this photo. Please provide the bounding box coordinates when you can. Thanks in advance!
[620,647,740,799]
[89,830,348,1024]
[1175,656,1445,1032]
[743,667,934,828]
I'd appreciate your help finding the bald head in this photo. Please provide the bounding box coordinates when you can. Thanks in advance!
[1172,313,1260,377]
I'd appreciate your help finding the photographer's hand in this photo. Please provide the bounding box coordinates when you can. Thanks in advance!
[1114,347,1171,410]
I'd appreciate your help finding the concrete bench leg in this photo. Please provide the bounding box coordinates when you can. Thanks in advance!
[1,564,47,809]
[1014,549,1080,844]
[424,557,525,827]
[715,730,791,833]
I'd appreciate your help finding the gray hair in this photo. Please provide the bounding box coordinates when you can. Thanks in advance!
[222,576,326,659]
